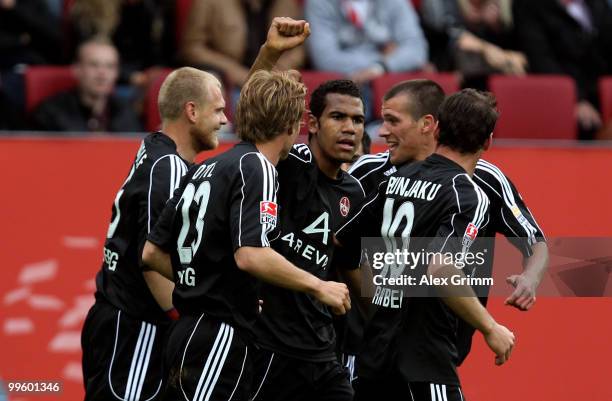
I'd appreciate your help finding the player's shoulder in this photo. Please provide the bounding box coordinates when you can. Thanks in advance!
[474,159,515,199]
[144,132,177,157]
[348,151,390,177]
[338,170,367,198]
[450,173,490,209]
[142,132,188,170]
[475,159,508,180]
[234,146,277,177]
[289,143,313,163]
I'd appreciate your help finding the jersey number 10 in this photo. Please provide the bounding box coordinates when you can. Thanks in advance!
[380,198,414,278]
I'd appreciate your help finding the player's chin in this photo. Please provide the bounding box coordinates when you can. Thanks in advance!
[199,134,219,152]
[332,150,355,163]
[333,146,356,159]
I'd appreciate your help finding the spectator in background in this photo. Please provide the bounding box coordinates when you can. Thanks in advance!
[306,0,427,84]
[513,0,612,139]
[0,0,62,68]
[421,0,526,88]
[31,36,143,133]
[0,0,62,113]
[69,0,172,91]
[179,0,305,89]
[305,0,427,122]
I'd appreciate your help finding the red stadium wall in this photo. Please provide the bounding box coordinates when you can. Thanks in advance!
[1,138,611,400]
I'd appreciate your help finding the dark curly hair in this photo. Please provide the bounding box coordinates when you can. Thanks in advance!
[308,79,364,119]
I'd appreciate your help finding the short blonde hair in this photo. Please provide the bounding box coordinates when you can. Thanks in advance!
[158,67,221,121]
[235,70,306,142]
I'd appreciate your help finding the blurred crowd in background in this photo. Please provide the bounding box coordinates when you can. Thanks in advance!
[1,0,611,140]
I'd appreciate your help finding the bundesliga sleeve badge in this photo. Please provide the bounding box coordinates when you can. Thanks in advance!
[260,201,278,227]
[462,222,479,248]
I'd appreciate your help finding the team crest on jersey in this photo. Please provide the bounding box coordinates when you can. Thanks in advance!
[260,201,278,226]
[339,197,350,217]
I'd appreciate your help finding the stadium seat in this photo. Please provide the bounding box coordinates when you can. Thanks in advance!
[175,0,194,46]
[488,75,577,140]
[371,72,460,119]
[300,70,344,105]
[599,76,612,125]
[25,66,78,113]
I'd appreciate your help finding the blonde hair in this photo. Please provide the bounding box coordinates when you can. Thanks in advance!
[158,67,221,121]
[235,70,306,142]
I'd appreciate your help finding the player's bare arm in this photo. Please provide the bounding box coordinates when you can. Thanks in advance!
[505,241,549,311]
[142,271,174,311]
[234,246,351,315]
[429,259,516,366]
[338,260,374,318]
[249,17,311,76]
[142,240,174,281]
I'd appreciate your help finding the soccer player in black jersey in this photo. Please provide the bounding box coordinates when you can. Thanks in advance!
[81,67,228,401]
[337,89,518,401]
[246,80,367,400]
[142,67,352,400]
[243,20,368,400]
[349,80,548,367]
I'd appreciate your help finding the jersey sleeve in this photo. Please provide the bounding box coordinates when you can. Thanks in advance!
[147,166,194,252]
[230,152,279,250]
[146,155,189,234]
[428,174,491,256]
[474,160,546,257]
[348,153,390,195]
[334,180,388,269]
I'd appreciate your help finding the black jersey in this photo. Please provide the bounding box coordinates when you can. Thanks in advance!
[253,144,366,361]
[454,158,546,364]
[148,142,278,340]
[348,151,396,194]
[337,153,491,385]
[96,132,189,323]
[350,152,546,365]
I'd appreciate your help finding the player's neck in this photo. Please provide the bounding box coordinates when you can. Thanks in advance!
[162,122,197,162]
[255,139,283,166]
[435,145,481,176]
[309,141,341,179]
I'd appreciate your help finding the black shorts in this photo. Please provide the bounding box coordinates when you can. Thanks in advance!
[162,314,252,401]
[250,349,353,401]
[81,300,168,401]
[341,353,357,383]
[355,377,466,401]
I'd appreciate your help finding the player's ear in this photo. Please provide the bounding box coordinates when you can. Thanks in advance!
[420,114,436,135]
[307,113,319,136]
[185,101,198,124]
